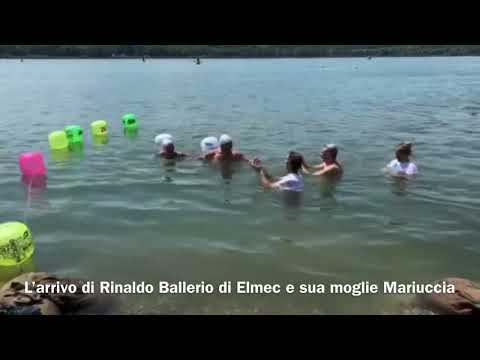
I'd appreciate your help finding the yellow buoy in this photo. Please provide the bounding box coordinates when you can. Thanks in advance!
[91,120,109,137]
[48,131,69,151]
[0,222,35,267]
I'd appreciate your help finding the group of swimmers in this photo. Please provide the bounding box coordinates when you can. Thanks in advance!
[156,134,418,192]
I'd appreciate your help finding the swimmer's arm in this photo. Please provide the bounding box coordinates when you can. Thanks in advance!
[302,164,312,175]
[259,169,280,189]
[301,159,314,174]
[250,160,277,184]
[303,161,325,174]
[236,153,251,163]
[312,164,326,170]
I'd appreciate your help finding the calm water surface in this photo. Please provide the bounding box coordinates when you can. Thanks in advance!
[1,58,480,314]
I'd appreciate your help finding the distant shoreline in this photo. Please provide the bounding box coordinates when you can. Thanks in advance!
[3,46,480,59]
[2,55,479,60]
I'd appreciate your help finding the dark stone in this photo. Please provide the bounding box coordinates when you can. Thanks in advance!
[0,273,112,316]
[414,278,480,315]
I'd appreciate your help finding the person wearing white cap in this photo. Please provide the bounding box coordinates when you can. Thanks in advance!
[302,144,343,181]
[202,134,249,164]
[156,137,188,160]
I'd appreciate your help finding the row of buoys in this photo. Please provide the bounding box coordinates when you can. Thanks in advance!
[20,115,140,178]
[1,114,140,270]
[47,114,139,151]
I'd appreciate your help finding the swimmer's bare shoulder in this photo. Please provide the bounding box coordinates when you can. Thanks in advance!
[313,163,343,177]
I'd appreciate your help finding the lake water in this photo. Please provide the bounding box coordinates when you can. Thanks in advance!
[1,58,480,315]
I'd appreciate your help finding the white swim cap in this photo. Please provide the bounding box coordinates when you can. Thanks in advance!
[219,134,233,146]
[155,134,173,145]
[201,137,219,154]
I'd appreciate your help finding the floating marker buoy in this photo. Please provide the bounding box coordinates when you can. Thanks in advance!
[48,131,69,151]
[91,120,108,137]
[0,222,35,267]
[19,152,47,177]
[122,114,139,131]
[65,125,84,145]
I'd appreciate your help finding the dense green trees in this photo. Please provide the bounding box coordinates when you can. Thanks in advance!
[1,45,480,58]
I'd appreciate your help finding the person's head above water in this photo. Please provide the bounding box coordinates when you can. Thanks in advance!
[321,144,339,163]
[286,152,304,175]
[396,142,413,162]
[219,134,233,153]
[162,138,175,154]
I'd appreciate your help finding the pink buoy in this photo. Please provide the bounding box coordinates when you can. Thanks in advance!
[19,152,47,177]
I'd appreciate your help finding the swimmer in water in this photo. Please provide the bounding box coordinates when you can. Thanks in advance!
[385,142,418,180]
[201,135,249,164]
[250,152,305,192]
[156,138,188,160]
[201,135,250,180]
[302,144,343,181]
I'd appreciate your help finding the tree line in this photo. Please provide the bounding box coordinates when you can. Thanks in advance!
[2,45,480,58]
